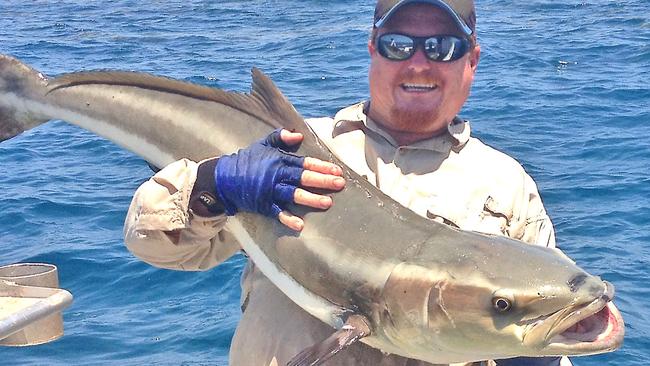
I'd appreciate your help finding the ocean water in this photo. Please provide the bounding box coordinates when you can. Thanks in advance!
[0,0,648,365]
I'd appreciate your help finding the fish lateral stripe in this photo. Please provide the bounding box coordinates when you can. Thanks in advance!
[1,92,176,167]
[226,217,348,329]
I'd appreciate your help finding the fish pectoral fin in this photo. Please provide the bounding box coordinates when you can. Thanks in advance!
[286,314,371,366]
[146,161,161,173]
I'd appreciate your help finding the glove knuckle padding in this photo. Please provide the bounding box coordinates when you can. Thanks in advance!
[278,166,303,185]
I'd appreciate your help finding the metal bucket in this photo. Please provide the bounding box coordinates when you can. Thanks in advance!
[0,263,68,346]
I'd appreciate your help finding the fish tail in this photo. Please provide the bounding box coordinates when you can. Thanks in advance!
[0,54,50,142]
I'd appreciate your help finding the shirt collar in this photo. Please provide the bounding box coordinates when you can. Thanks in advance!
[333,101,471,153]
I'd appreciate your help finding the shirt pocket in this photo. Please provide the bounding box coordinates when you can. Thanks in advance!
[426,209,462,228]
[478,195,528,239]
[425,193,524,239]
[423,193,480,230]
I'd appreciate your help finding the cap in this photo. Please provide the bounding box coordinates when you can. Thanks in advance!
[374,0,476,36]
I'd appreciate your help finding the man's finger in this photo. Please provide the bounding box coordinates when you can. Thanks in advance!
[301,170,346,191]
[294,188,333,210]
[278,211,304,231]
[280,129,303,146]
[304,157,343,176]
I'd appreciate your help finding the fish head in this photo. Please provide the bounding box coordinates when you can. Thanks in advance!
[452,274,624,359]
[377,239,624,362]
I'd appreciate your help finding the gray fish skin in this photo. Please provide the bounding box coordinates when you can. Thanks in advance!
[0,54,624,363]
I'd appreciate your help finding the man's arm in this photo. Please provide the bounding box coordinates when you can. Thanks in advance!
[124,158,241,271]
[123,129,345,271]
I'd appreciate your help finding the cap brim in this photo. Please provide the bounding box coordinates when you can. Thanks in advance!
[374,0,473,36]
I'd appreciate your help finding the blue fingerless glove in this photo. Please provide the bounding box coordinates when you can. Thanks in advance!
[214,129,305,218]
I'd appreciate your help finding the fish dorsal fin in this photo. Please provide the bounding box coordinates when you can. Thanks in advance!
[250,68,309,135]
[48,69,294,131]
[286,314,371,366]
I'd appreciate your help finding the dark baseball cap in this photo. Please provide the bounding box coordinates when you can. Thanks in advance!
[374,0,476,36]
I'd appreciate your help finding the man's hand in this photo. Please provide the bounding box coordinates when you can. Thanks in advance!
[215,129,345,231]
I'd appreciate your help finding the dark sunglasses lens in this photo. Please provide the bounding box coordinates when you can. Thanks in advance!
[378,34,469,62]
[424,38,442,60]
[378,34,415,60]
[425,36,467,61]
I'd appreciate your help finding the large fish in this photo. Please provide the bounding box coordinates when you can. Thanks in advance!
[0,54,624,365]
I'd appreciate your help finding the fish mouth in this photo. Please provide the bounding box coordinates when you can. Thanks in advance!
[523,281,624,354]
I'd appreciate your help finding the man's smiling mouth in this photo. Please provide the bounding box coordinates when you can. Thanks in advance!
[401,83,438,92]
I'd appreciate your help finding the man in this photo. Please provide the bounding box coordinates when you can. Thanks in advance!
[124,1,569,365]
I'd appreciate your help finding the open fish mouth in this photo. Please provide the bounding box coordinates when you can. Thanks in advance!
[524,281,625,354]
[548,301,623,351]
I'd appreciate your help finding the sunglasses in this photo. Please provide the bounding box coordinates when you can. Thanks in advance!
[376,33,471,62]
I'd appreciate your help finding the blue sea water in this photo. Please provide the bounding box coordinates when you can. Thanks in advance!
[0,0,648,365]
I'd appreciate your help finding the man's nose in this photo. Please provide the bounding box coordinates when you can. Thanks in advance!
[406,47,432,72]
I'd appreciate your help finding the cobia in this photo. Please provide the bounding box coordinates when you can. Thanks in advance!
[0,54,624,365]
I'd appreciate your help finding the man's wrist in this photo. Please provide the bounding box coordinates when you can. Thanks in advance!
[189,158,226,217]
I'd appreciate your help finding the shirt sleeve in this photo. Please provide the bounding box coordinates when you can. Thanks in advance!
[123,158,241,271]
[515,173,556,249]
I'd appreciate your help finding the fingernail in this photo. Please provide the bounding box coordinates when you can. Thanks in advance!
[320,197,332,207]
[334,177,345,187]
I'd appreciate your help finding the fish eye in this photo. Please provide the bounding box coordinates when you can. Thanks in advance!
[492,297,512,312]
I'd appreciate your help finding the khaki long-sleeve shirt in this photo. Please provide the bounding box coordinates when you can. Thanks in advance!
[124,102,565,366]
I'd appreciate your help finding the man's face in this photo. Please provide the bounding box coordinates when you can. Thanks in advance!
[368,4,480,142]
